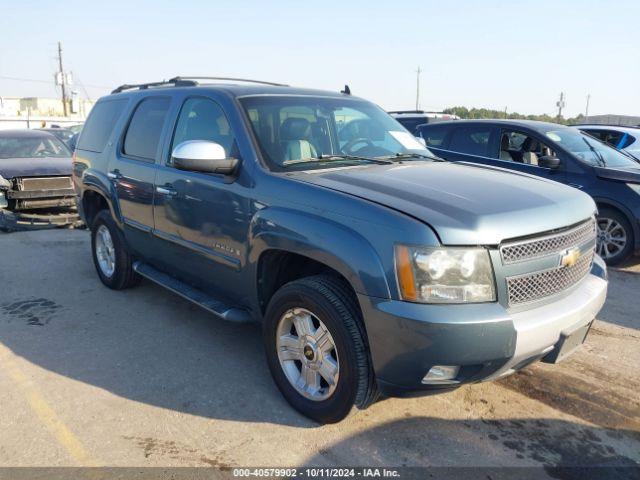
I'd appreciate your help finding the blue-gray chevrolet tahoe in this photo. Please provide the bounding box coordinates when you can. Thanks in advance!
[72,77,608,423]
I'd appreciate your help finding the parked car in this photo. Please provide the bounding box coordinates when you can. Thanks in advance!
[389,110,459,135]
[73,77,607,423]
[576,124,640,161]
[67,123,84,135]
[35,128,76,147]
[0,130,80,230]
[417,119,640,264]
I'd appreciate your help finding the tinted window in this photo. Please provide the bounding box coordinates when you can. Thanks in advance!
[77,99,127,153]
[418,125,449,147]
[448,127,493,156]
[123,97,170,160]
[396,117,428,135]
[171,98,236,162]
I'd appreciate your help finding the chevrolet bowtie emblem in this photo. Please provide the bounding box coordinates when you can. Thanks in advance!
[560,248,581,268]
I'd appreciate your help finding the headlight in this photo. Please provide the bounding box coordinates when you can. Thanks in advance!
[627,183,640,195]
[395,245,496,303]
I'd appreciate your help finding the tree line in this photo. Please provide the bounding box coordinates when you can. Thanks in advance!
[441,106,585,125]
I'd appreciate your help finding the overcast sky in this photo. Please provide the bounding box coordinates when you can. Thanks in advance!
[1,0,638,118]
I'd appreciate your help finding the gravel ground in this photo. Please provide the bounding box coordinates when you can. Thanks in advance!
[0,229,638,476]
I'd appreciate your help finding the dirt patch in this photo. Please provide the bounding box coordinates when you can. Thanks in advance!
[123,436,231,469]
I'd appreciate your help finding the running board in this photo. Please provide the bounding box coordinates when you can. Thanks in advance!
[133,261,252,323]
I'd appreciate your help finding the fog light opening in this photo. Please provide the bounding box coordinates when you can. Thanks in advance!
[422,365,460,384]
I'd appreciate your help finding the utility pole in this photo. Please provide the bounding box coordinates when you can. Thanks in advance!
[504,106,508,119]
[415,66,421,111]
[57,41,68,116]
[556,92,565,119]
[585,94,591,118]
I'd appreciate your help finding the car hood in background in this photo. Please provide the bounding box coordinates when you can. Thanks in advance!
[0,157,73,179]
[594,165,640,184]
[290,162,596,245]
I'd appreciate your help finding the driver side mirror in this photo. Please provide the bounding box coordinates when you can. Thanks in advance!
[171,140,238,175]
[539,155,561,169]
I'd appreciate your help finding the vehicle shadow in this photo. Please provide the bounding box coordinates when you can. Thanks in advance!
[299,416,640,475]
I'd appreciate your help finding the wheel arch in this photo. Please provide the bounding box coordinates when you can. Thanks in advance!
[248,208,391,316]
[594,197,638,246]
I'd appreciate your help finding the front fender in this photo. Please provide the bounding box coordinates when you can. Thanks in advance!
[248,206,391,299]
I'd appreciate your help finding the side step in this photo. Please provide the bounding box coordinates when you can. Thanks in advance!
[133,261,253,323]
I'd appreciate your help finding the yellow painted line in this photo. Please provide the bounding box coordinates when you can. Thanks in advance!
[0,342,101,467]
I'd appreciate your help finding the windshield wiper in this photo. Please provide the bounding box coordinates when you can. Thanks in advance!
[282,154,393,167]
[378,152,446,162]
[582,138,606,167]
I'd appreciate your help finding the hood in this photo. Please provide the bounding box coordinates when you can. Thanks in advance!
[0,157,73,180]
[290,162,596,245]
[594,165,640,183]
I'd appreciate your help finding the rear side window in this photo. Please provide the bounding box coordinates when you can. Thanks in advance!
[448,127,493,156]
[396,117,427,135]
[418,126,448,147]
[123,97,171,160]
[77,99,127,153]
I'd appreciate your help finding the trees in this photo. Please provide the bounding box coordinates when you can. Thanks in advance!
[442,106,585,125]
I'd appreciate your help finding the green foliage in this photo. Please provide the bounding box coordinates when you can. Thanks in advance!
[442,106,585,125]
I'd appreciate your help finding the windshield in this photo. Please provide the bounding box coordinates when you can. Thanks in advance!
[544,129,639,168]
[239,96,435,171]
[0,135,71,159]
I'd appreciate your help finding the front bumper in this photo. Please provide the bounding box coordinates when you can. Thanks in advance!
[359,257,608,397]
[0,208,82,231]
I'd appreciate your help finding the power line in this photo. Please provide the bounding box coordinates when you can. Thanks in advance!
[0,75,110,90]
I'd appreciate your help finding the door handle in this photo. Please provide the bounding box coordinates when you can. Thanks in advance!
[156,186,177,197]
[107,169,122,180]
[568,183,583,189]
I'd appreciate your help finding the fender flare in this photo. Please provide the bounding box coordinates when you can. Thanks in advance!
[248,207,391,300]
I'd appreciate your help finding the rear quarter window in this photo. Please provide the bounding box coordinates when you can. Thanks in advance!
[77,99,128,153]
[448,127,494,156]
[418,125,449,147]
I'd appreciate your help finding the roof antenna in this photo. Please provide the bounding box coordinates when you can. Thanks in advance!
[341,85,351,95]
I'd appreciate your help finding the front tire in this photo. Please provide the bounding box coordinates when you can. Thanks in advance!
[91,210,141,290]
[597,208,634,265]
[263,275,378,424]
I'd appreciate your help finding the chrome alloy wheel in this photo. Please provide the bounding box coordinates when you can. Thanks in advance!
[597,217,627,260]
[276,308,340,401]
[95,225,116,277]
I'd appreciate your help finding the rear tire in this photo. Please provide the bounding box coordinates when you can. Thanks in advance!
[597,208,634,265]
[263,275,378,424]
[91,210,141,290]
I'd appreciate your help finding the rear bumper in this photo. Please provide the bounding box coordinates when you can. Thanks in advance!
[359,256,608,397]
[0,208,82,231]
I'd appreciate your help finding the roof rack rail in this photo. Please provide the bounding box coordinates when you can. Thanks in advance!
[111,78,197,94]
[389,110,427,114]
[111,76,288,94]
[169,76,288,87]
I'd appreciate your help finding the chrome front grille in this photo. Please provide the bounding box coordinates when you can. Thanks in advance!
[500,218,596,264]
[506,249,594,306]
